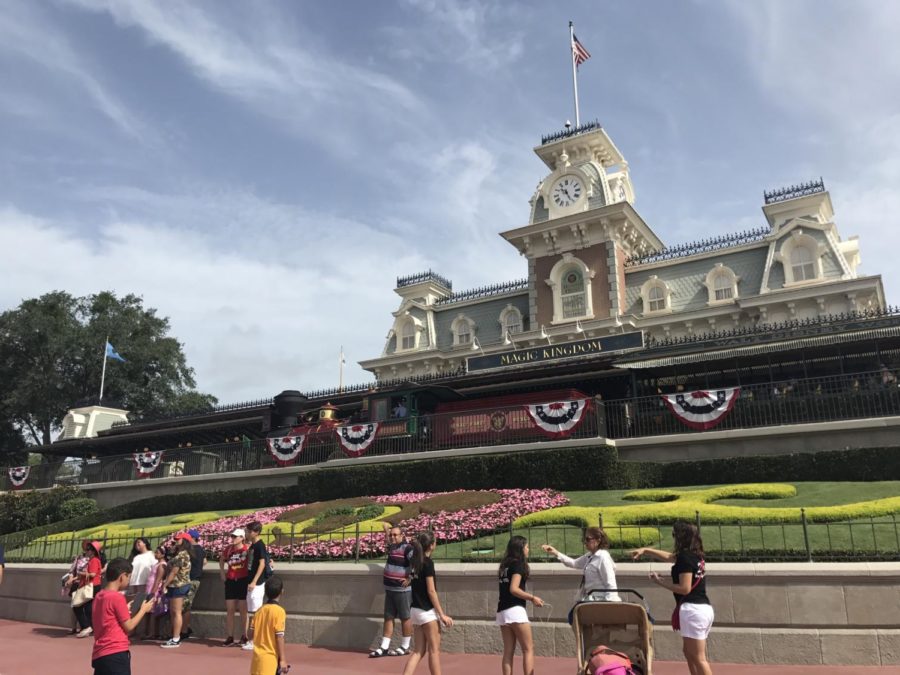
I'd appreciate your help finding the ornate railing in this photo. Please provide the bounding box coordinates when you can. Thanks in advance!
[763,178,825,204]
[640,306,900,352]
[435,279,529,306]
[624,227,770,267]
[304,367,467,400]
[541,119,602,145]
[396,270,452,290]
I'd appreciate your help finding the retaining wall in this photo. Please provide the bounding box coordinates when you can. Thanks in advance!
[3,562,898,666]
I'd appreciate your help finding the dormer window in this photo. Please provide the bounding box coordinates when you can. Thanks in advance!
[790,246,816,281]
[705,264,739,305]
[451,314,476,347]
[400,322,416,350]
[641,276,672,315]
[499,305,523,335]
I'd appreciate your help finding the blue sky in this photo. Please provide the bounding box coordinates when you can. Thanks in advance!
[2,0,899,403]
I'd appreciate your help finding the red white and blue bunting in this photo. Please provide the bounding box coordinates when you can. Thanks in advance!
[8,466,30,489]
[133,450,164,477]
[525,399,588,437]
[336,423,379,458]
[266,434,306,466]
[661,387,740,430]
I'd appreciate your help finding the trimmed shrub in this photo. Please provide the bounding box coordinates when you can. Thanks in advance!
[170,512,220,524]
[58,497,98,520]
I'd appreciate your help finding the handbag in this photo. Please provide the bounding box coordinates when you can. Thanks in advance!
[71,582,94,608]
[670,569,703,631]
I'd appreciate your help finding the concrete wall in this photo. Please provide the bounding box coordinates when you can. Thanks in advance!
[3,562,898,666]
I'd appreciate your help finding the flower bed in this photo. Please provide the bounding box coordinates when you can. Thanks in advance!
[192,489,568,560]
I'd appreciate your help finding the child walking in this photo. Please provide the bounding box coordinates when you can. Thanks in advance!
[90,557,156,675]
[250,576,289,675]
[401,531,453,675]
[497,536,543,675]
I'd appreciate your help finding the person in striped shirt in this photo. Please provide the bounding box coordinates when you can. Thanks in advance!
[369,523,414,658]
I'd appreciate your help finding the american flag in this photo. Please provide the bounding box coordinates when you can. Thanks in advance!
[572,34,591,67]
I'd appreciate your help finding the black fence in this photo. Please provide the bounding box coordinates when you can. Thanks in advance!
[605,369,900,438]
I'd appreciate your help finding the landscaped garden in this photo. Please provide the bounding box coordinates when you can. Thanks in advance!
[8,482,900,563]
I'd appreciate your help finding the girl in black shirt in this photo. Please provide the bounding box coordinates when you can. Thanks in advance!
[496,536,544,675]
[631,521,714,675]
[401,531,453,675]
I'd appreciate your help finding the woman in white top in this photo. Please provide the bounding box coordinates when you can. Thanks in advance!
[542,526,620,612]
[128,537,156,613]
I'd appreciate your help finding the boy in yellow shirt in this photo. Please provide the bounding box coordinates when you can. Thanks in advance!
[251,576,289,675]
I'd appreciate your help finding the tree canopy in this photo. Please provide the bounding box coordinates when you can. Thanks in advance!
[0,291,217,454]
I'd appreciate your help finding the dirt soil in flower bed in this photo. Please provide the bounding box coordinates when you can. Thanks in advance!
[279,498,374,523]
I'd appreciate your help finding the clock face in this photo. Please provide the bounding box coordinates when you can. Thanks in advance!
[551,176,584,208]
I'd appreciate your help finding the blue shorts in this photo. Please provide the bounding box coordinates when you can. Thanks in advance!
[166,584,192,598]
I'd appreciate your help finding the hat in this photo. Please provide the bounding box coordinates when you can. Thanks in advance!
[231,528,245,538]
[187,529,200,541]
[88,540,103,556]
[174,532,194,544]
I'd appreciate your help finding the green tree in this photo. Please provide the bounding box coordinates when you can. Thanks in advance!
[0,291,217,452]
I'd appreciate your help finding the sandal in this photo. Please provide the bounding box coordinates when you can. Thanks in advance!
[369,647,389,658]
[389,647,411,656]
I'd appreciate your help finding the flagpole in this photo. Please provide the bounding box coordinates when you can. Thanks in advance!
[569,21,580,127]
[339,346,344,393]
[99,335,109,403]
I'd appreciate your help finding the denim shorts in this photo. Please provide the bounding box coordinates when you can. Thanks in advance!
[166,584,192,598]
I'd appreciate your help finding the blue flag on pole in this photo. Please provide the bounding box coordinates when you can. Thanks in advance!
[105,342,126,362]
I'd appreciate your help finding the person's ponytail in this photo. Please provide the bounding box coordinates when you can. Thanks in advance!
[409,537,425,577]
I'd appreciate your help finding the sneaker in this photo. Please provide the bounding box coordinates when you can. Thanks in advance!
[221,636,234,647]
[179,628,193,641]
[239,635,250,646]
[76,627,93,639]
[241,640,255,651]
[160,638,181,649]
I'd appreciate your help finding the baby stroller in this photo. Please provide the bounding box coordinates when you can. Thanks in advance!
[572,588,654,675]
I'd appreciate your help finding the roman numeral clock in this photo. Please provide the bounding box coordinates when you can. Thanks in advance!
[551,175,584,208]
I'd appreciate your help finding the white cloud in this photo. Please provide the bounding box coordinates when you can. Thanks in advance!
[0,1,154,144]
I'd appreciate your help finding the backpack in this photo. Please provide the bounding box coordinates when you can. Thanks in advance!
[586,646,635,675]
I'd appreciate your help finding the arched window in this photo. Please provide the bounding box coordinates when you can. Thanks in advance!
[400,322,416,350]
[640,276,672,315]
[648,285,666,312]
[451,314,476,347]
[705,264,739,304]
[790,246,816,282]
[500,305,523,335]
[714,274,733,301]
[561,268,587,319]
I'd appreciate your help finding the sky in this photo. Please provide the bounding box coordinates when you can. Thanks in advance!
[2,0,899,404]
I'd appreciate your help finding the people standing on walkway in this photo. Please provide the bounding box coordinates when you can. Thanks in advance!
[160,534,192,649]
[631,520,714,675]
[127,538,154,613]
[90,557,156,675]
[219,527,250,647]
[497,536,543,675]
[401,531,453,675]
[142,546,169,641]
[64,540,92,634]
[180,529,204,642]
[243,521,272,652]
[370,523,414,658]
[542,526,620,621]
[250,576,289,675]
[74,540,104,638]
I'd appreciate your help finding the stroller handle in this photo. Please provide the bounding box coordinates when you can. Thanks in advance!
[584,587,646,601]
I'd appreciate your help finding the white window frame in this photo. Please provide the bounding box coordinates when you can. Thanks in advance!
[499,304,523,336]
[392,314,424,353]
[776,230,825,287]
[450,314,476,347]
[704,264,739,306]
[400,321,417,350]
[640,276,672,316]
[545,253,595,324]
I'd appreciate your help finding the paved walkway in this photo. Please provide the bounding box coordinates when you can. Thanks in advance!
[5,621,898,674]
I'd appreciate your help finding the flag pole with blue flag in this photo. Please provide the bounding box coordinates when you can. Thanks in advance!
[99,337,126,402]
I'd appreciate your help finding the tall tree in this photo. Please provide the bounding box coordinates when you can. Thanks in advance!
[0,291,217,451]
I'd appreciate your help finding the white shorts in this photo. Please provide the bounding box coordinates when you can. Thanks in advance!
[679,602,714,640]
[246,583,266,613]
[411,608,438,626]
[495,606,529,625]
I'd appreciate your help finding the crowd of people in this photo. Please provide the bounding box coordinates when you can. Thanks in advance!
[59,517,712,675]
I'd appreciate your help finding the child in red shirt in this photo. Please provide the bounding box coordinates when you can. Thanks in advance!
[92,557,156,675]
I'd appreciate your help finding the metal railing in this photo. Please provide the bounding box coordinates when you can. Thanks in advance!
[2,401,604,492]
[605,369,900,439]
[3,512,898,564]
